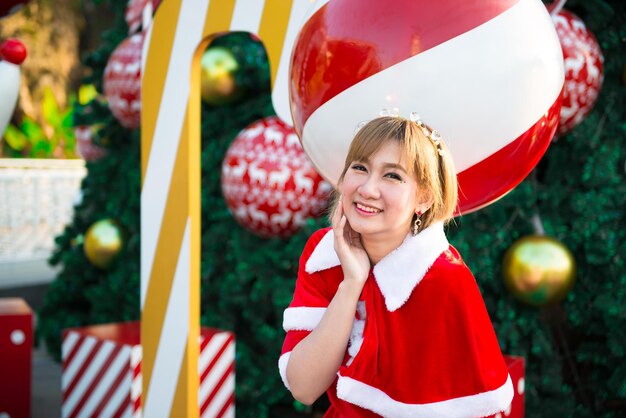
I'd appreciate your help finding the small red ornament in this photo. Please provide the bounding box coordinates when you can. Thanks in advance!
[75,125,107,162]
[221,116,331,238]
[552,10,604,136]
[125,0,159,34]
[0,39,27,65]
[125,0,149,34]
[103,31,145,129]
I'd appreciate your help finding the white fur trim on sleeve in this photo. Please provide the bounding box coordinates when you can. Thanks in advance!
[336,374,514,418]
[283,307,327,331]
[278,352,292,390]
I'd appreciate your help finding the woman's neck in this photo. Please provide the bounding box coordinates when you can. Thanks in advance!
[362,231,408,265]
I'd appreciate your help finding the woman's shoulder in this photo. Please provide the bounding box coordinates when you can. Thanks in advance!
[423,245,477,290]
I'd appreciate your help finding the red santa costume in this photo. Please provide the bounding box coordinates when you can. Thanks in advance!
[279,221,514,418]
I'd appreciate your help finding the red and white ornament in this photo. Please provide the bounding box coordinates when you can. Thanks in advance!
[126,0,149,34]
[103,31,145,129]
[221,116,331,238]
[0,39,27,137]
[74,125,107,162]
[125,0,160,34]
[552,9,603,136]
[290,0,564,215]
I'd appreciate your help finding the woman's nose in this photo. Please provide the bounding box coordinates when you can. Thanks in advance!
[357,176,380,199]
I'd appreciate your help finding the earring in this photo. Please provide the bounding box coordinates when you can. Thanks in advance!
[412,212,422,236]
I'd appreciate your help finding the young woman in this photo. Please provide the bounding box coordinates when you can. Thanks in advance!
[279,116,513,417]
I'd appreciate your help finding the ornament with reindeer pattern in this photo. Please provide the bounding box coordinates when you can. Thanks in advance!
[221,116,331,238]
[552,9,604,136]
[103,31,145,129]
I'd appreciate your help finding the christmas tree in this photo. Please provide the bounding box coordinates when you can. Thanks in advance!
[38,0,625,417]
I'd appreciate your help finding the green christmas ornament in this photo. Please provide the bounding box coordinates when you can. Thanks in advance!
[502,235,576,307]
[84,219,125,269]
[200,46,243,106]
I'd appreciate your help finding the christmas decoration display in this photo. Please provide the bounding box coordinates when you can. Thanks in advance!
[103,31,145,129]
[0,39,27,136]
[0,298,32,418]
[552,9,604,136]
[62,322,235,418]
[84,219,126,269]
[201,46,243,106]
[0,0,29,17]
[290,0,564,215]
[502,235,576,307]
[74,125,107,162]
[36,0,626,416]
[221,116,331,238]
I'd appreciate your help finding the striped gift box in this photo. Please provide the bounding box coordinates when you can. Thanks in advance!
[62,321,234,418]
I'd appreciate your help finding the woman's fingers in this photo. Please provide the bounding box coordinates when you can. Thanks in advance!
[331,198,342,229]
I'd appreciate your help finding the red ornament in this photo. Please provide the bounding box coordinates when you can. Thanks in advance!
[75,125,107,162]
[0,39,27,65]
[103,31,145,129]
[552,10,604,136]
[125,0,160,34]
[222,116,331,238]
[289,0,564,215]
[125,0,149,34]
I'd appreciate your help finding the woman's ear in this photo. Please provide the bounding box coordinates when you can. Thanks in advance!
[415,188,434,214]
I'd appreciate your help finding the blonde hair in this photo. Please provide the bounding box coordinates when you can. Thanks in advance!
[330,116,459,231]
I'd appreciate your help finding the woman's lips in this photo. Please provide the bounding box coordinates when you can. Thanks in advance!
[354,202,382,215]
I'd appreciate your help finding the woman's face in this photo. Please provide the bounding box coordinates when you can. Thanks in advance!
[340,140,430,242]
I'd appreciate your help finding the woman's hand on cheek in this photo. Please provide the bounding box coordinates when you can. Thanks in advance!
[332,199,371,288]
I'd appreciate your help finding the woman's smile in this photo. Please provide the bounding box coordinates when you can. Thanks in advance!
[354,202,382,215]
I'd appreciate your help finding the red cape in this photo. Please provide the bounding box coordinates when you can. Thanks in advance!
[280,223,513,417]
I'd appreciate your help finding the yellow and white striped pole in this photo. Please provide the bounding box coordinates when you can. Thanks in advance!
[140,1,317,417]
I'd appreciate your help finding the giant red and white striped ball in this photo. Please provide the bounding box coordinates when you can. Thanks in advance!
[103,31,145,129]
[290,0,565,214]
[221,116,331,238]
[552,9,603,136]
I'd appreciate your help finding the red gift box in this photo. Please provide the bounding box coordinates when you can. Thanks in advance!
[0,298,33,418]
[62,321,235,418]
[487,355,525,418]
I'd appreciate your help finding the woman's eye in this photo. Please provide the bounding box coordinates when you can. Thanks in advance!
[351,164,367,172]
[385,172,403,181]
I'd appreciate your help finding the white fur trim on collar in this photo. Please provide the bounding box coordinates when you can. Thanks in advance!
[305,229,340,273]
[336,373,514,418]
[304,222,449,312]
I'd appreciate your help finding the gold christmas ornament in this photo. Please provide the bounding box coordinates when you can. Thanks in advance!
[502,235,576,307]
[84,219,125,269]
[200,46,242,105]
